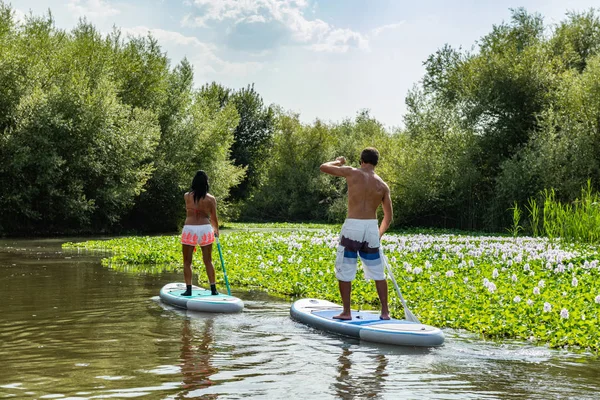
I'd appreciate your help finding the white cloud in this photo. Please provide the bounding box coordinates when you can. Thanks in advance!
[67,0,120,18]
[183,0,368,53]
[309,28,369,53]
[120,26,263,77]
[372,21,406,36]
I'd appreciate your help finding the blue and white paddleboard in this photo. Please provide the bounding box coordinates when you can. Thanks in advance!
[291,298,444,347]
[159,283,244,313]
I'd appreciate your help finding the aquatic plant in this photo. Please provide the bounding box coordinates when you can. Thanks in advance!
[64,226,600,351]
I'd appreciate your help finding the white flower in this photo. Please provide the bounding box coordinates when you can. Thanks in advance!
[572,277,578,287]
[483,278,489,286]
[513,296,521,303]
[527,299,534,306]
[468,260,474,267]
[446,270,455,277]
[581,314,586,321]
[524,263,530,271]
[560,308,569,319]
[391,256,397,263]
[543,302,552,312]
[463,277,469,284]
[492,269,499,278]
[257,255,263,261]
[277,255,283,263]
[487,282,497,293]
[533,287,540,295]
[538,280,545,288]
[595,295,600,304]
[413,267,423,275]
[511,274,518,282]
[442,254,447,260]
[556,264,565,273]
[318,271,324,276]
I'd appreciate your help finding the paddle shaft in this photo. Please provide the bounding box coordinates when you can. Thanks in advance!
[381,249,421,323]
[216,236,231,296]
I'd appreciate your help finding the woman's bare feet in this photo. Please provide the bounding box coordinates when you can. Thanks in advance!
[380,313,390,320]
[332,313,353,320]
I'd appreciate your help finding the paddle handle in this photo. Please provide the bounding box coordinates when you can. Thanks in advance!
[216,236,232,296]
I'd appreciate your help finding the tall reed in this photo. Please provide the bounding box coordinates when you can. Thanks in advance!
[523,181,600,243]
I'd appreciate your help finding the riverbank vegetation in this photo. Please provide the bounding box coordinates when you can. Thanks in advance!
[2,3,600,239]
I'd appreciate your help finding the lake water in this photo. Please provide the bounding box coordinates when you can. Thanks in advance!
[1,238,599,399]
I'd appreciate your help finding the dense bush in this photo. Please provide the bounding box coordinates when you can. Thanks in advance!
[2,3,600,238]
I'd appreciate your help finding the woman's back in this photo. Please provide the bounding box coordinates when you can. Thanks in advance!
[184,192,214,225]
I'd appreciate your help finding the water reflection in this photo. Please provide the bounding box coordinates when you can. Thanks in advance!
[333,346,389,399]
[178,317,218,399]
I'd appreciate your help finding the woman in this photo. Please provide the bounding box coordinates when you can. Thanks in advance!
[180,170,220,296]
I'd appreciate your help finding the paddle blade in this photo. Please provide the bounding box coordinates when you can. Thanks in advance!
[403,307,421,323]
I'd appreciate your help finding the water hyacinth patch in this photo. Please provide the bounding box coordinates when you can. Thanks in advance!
[64,226,600,351]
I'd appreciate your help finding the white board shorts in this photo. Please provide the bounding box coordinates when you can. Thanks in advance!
[335,219,385,281]
[181,224,215,247]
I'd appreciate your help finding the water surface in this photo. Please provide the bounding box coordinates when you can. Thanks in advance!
[0,238,598,399]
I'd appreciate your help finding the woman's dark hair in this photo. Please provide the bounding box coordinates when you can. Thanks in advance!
[360,147,379,166]
[191,170,209,202]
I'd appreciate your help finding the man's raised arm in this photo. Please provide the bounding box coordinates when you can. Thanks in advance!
[320,156,353,177]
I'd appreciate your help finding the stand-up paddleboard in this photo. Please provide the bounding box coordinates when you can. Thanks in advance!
[160,283,243,313]
[291,298,444,347]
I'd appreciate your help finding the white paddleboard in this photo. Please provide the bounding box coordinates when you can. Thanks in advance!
[159,283,243,313]
[291,298,444,347]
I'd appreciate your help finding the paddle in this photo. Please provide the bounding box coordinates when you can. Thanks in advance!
[215,236,231,296]
[381,249,421,323]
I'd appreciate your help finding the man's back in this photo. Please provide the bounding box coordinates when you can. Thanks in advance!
[346,168,388,220]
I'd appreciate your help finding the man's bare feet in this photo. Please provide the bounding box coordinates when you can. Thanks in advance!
[380,313,390,320]
[333,313,352,320]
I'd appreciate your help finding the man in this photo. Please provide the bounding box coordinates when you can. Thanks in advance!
[320,147,393,320]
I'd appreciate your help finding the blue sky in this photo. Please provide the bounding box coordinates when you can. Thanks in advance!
[11,0,600,128]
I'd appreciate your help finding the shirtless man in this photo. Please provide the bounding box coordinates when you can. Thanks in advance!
[320,148,393,320]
